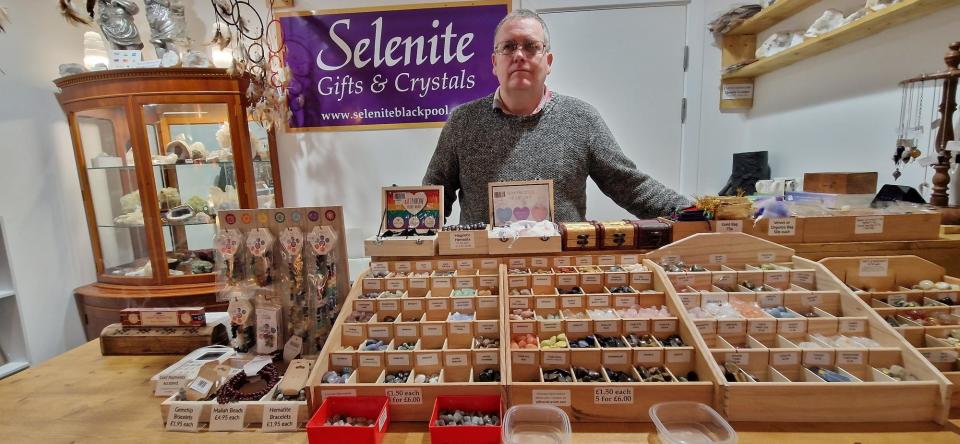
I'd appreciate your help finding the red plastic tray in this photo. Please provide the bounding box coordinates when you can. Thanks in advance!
[429,395,503,444]
[307,396,389,444]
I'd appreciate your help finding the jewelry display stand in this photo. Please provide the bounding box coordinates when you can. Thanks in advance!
[55,68,284,340]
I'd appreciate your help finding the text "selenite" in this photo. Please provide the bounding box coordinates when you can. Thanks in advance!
[317,17,475,70]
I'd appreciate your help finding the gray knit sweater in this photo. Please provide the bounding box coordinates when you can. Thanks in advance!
[423,92,691,224]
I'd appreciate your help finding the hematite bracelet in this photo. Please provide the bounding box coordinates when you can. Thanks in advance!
[216,363,281,404]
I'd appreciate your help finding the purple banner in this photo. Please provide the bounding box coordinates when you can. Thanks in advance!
[279,2,508,130]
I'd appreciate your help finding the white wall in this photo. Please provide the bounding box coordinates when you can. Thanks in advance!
[0,1,95,363]
[696,1,960,197]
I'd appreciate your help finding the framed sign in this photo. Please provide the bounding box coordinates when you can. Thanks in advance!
[279,1,509,131]
[488,180,554,227]
[382,186,444,230]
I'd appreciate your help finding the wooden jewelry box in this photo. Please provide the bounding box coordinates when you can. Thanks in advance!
[364,186,444,257]
[558,221,600,251]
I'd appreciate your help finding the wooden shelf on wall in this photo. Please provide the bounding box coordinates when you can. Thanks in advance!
[726,0,819,36]
[719,0,957,109]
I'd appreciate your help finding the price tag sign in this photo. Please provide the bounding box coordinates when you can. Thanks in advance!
[859,259,889,277]
[165,403,202,432]
[767,218,796,236]
[386,388,423,405]
[209,405,247,432]
[715,220,743,233]
[854,216,884,234]
[262,403,300,432]
[594,387,634,405]
[532,390,571,406]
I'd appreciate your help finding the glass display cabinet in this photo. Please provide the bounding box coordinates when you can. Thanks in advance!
[55,68,283,339]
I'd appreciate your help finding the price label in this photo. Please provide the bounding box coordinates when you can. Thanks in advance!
[859,259,889,277]
[839,318,866,334]
[803,293,823,307]
[453,298,474,311]
[696,320,717,334]
[386,279,405,290]
[387,354,411,367]
[708,254,727,265]
[445,353,469,367]
[415,261,433,272]
[772,351,799,366]
[666,348,692,363]
[532,390,571,406]
[701,293,727,305]
[209,405,246,432]
[530,257,549,268]
[715,220,743,233]
[661,254,681,265]
[408,278,428,289]
[581,274,602,286]
[631,272,652,286]
[455,277,475,289]
[379,300,399,312]
[553,257,571,267]
[449,232,477,250]
[542,351,568,366]
[718,320,744,334]
[478,275,498,288]
[614,295,637,308]
[448,322,471,335]
[557,275,579,287]
[478,297,498,309]
[371,262,390,274]
[803,351,832,366]
[533,275,553,287]
[588,295,609,307]
[512,352,536,365]
[386,388,423,405]
[602,350,628,365]
[165,403,202,432]
[620,255,640,265]
[594,387,634,405]
[359,355,383,367]
[511,322,534,334]
[475,350,499,365]
[854,216,884,234]
[575,256,593,266]
[508,258,526,268]
[510,298,530,309]
[597,255,617,266]
[536,297,557,309]
[594,320,618,333]
[679,294,699,309]
[508,277,529,288]
[394,262,412,272]
[566,320,589,333]
[561,296,583,308]
[671,274,695,288]
[767,218,796,236]
[432,277,452,289]
[792,271,815,285]
[477,321,498,334]
[758,292,783,307]
[436,260,455,271]
[368,326,390,338]
[837,351,865,365]
[749,320,774,334]
[331,354,353,368]
[417,353,440,366]
[725,353,749,365]
[757,252,777,263]
[321,389,358,401]
[606,273,627,285]
[427,299,449,311]
[922,350,959,363]
[539,320,562,333]
[422,324,444,336]
[363,278,383,291]
[623,319,649,333]
[635,349,662,364]
[779,320,805,334]
[653,319,677,333]
[402,299,423,312]
[480,259,499,270]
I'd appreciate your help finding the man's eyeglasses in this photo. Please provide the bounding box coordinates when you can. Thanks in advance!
[494,40,548,57]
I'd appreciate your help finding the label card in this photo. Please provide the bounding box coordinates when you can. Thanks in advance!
[715,220,743,233]
[594,387,634,405]
[262,404,299,432]
[767,218,796,236]
[386,388,423,405]
[165,404,202,432]
[854,216,884,234]
[209,405,247,432]
[859,259,889,277]
[532,390,571,406]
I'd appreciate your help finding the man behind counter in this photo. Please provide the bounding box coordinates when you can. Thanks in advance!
[423,9,691,224]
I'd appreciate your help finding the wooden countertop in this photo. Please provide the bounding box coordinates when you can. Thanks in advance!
[3,340,960,443]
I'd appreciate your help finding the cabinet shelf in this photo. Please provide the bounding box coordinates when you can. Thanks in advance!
[725,0,819,36]
[0,361,29,380]
[99,220,216,229]
[87,159,271,171]
[720,0,956,108]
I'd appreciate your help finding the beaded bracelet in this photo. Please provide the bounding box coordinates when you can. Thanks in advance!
[215,363,281,404]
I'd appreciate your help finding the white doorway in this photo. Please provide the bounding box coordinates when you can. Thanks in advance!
[524,0,689,220]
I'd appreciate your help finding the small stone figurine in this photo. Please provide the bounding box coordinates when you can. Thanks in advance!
[97,0,144,50]
[144,0,187,58]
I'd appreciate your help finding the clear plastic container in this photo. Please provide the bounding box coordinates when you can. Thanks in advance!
[649,402,737,444]
[502,404,572,444]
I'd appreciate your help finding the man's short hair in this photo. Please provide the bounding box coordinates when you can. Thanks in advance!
[493,8,550,50]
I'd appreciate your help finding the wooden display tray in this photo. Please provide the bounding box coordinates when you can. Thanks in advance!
[648,233,952,423]
[159,358,309,428]
[820,255,960,408]
[503,259,719,421]
[307,267,506,421]
[100,322,229,355]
